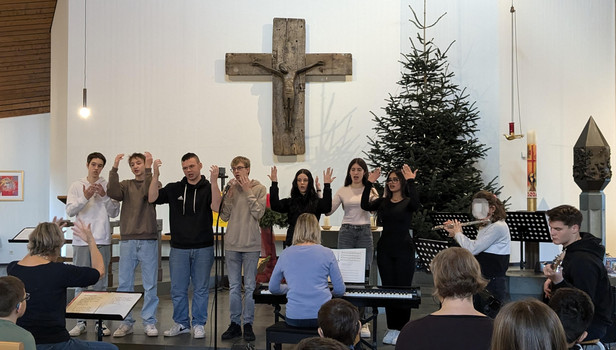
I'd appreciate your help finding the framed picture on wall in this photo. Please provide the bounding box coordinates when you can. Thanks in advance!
[0,171,24,201]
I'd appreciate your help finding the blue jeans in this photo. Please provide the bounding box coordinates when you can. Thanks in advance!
[225,250,260,325]
[338,224,373,271]
[285,318,318,329]
[169,246,214,327]
[117,239,159,326]
[72,245,111,324]
[36,338,118,350]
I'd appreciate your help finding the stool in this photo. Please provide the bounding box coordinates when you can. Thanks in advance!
[266,321,319,350]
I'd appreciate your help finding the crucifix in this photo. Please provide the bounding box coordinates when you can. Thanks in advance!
[225,18,352,155]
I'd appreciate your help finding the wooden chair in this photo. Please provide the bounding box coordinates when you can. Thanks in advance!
[0,341,24,350]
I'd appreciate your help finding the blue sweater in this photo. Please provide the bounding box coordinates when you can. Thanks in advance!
[269,244,345,319]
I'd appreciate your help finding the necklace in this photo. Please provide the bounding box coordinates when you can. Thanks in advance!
[36,254,54,262]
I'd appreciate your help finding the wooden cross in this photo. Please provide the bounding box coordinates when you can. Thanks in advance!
[225,18,352,156]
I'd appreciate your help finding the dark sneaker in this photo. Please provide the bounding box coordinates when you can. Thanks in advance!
[243,323,255,341]
[221,322,242,340]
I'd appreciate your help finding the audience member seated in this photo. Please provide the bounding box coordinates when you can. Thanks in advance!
[7,220,118,350]
[317,299,361,349]
[297,336,349,350]
[269,213,345,328]
[395,247,493,350]
[549,288,595,350]
[0,276,36,350]
[491,298,568,350]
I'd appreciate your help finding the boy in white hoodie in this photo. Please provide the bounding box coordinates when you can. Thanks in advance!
[66,152,120,336]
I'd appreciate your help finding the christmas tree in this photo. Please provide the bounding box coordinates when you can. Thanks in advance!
[365,7,500,238]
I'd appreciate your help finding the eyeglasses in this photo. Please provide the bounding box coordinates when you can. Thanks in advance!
[386,178,400,183]
[22,293,30,302]
[231,166,247,172]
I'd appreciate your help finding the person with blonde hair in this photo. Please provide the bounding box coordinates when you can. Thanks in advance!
[491,298,568,350]
[396,247,493,350]
[7,220,118,350]
[269,213,345,328]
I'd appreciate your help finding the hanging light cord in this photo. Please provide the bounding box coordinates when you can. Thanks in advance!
[510,2,522,132]
[83,0,87,89]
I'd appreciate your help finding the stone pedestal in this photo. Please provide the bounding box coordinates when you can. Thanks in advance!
[579,191,606,246]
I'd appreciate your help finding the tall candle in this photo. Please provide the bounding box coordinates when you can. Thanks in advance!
[527,130,537,211]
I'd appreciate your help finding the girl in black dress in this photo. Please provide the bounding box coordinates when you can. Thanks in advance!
[269,166,335,247]
[361,164,420,345]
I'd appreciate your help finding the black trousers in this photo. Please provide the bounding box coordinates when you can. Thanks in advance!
[376,250,415,330]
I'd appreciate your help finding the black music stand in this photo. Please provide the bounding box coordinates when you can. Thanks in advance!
[430,212,480,240]
[415,238,452,272]
[505,211,551,269]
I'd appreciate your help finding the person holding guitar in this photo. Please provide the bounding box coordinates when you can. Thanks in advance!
[543,205,612,344]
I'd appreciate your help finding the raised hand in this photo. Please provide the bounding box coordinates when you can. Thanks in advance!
[322,167,335,184]
[83,184,96,200]
[72,220,94,244]
[153,159,162,177]
[144,152,153,168]
[368,167,381,183]
[401,164,418,180]
[238,175,252,192]
[268,166,278,182]
[52,216,69,229]
[113,154,125,168]
[315,176,321,192]
[210,165,220,183]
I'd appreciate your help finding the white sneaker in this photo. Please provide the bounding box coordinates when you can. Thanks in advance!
[390,330,400,345]
[193,325,205,339]
[164,323,190,337]
[144,324,159,337]
[94,322,111,336]
[361,323,371,338]
[69,322,86,337]
[113,324,133,337]
[382,329,395,345]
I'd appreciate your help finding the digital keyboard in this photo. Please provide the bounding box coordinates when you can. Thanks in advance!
[254,285,421,309]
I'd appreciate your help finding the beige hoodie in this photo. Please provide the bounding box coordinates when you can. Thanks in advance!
[219,179,267,252]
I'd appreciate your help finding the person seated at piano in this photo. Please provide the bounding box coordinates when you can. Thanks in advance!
[269,213,345,328]
[361,165,420,345]
[443,190,511,315]
[396,247,493,350]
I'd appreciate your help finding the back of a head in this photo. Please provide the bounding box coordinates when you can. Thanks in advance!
[430,247,487,300]
[0,276,25,317]
[549,288,594,344]
[491,299,568,350]
[318,299,360,346]
[27,222,65,258]
[297,337,348,350]
[292,213,321,245]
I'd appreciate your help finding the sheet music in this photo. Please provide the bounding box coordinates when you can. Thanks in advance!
[66,291,142,319]
[332,248,365,283]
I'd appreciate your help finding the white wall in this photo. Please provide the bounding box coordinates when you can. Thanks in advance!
[0,114,50,263]
[43,0,616,261]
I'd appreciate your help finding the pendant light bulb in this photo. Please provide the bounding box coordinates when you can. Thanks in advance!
[79,88,91,118]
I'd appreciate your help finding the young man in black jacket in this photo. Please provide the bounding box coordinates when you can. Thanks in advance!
[149,153,222,339]
[543,205,612,343]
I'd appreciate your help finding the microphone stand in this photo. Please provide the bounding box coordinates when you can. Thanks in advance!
[214,168,229,350]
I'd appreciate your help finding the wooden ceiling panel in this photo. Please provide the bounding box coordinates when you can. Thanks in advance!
[0,0,56,119]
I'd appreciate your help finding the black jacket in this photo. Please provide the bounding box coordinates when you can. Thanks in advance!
[155,175,213,249]
[553,232,613,339]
